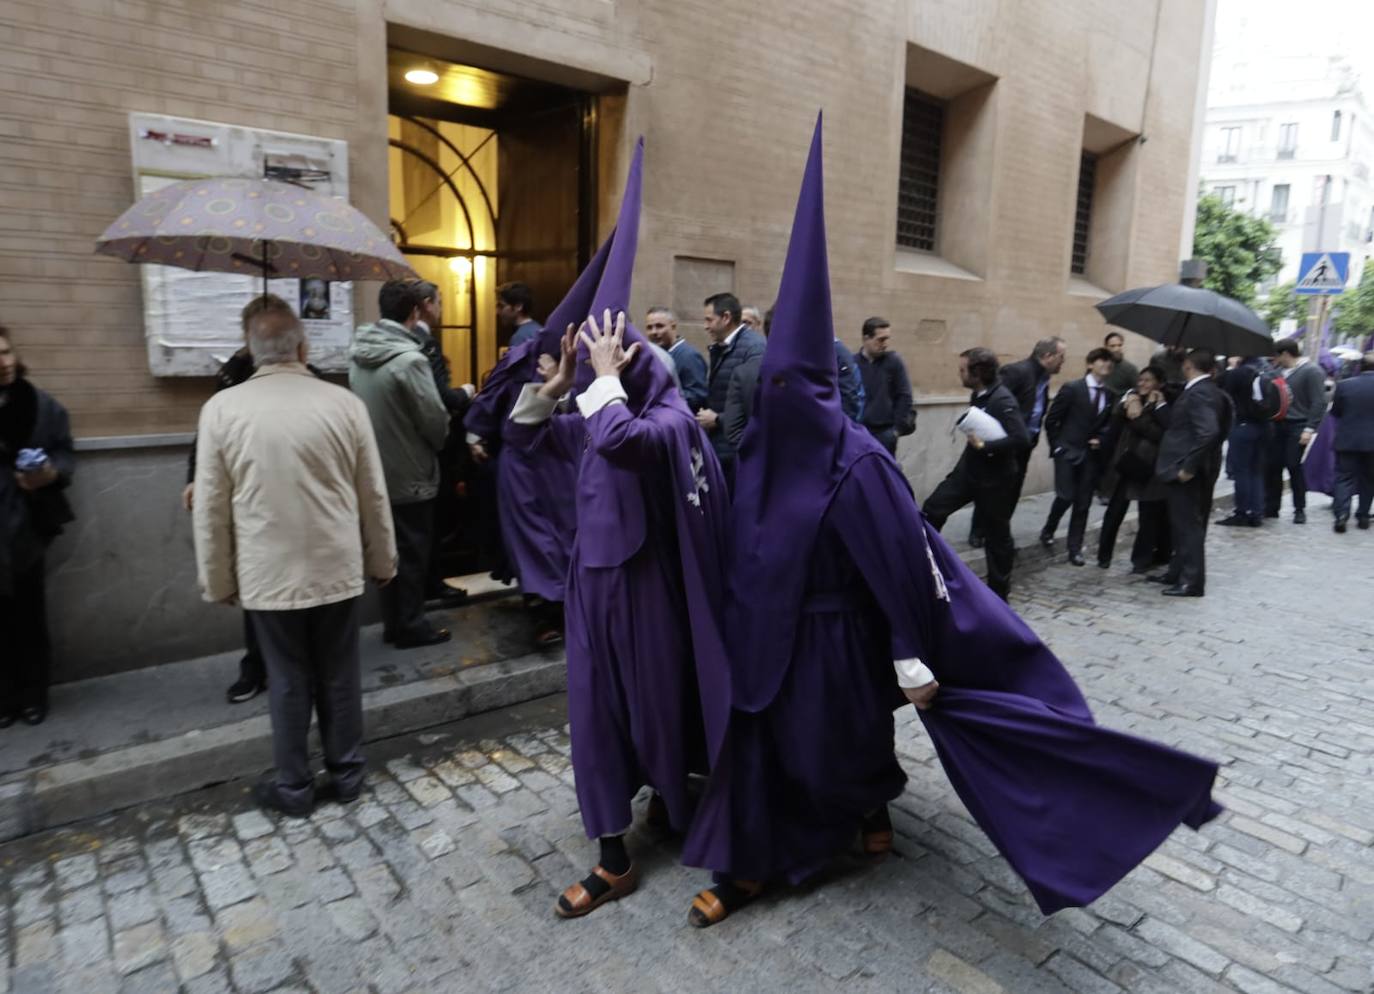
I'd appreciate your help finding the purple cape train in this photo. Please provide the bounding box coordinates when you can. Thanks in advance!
[505,139,733,838]
[1302,414,1338,496]
[683,113,1221,914]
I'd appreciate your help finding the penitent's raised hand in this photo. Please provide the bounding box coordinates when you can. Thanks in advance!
[537,324,581,400]
[580,309,641,379]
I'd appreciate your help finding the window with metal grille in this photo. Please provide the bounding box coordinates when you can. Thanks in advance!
[897,89,943,252]
[1070,152,1096,275]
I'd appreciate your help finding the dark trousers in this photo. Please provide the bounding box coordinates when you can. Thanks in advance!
[383,499,436,642]
[249,597,365,808]
[925,470,1016,599]
[1228,421,1268,520]
[1265,421,1308,514]
[240,612,265,685]
[1164,478,1208,592]
[1042,456,1101,556]
[1333,451,1374,521]
[971,445,1033,541]
[1096,485,1170,569]
[869,426,898,456]
[0,558,50,713]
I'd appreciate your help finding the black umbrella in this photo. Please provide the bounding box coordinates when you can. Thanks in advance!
[1095,284,1274,356]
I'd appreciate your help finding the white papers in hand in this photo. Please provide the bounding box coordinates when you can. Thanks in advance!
[955,405,1007,441]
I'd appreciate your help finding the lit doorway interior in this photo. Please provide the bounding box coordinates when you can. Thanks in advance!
[387,47,597,386]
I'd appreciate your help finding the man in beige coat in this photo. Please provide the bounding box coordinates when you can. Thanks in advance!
[194,298,396,817]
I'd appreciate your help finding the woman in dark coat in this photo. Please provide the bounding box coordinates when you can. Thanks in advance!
[1096,365,1172,571]
[0,325,75,726]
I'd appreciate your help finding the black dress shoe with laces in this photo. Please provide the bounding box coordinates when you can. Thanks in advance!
[394,627,451,649]
[1335,518,1348,534]
[1293,509,1307,524]
[227,676,266,704]
[1161,585,1204,598]
[20,706,46,726]
[1359,517,1371,530]
[1068,553,1086,567]
[0,712,16,729]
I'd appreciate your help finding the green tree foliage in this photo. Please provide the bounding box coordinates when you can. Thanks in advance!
[1332,259,1374,344]
[1260,281,1310,331]
[1191,194,1283,307]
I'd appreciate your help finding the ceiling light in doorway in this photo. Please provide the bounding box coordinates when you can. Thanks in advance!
[405,67,439,86]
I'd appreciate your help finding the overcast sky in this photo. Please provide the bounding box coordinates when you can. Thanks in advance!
[1215,0,1374,91]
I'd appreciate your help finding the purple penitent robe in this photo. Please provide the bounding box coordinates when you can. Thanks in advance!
[504,375,731,840]
[464,343,577,602]
[683,113,1219,915]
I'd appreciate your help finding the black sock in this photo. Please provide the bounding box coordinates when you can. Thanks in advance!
[599,834,631,875]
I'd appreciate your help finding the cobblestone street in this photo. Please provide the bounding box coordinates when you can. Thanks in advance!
[2,504,1372,994]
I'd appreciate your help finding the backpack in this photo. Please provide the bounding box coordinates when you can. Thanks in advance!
[1249,370,1290,422]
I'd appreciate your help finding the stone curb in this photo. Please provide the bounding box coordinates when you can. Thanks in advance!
[0,651,568,843]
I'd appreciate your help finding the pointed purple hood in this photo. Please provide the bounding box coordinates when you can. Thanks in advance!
[729,113,893,711]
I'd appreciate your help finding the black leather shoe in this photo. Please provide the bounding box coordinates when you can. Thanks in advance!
[1293,509,1307,524]
[426,586,469,607]
[1161,585,1204,597]
[1359,517,1371,530]
[1263,510,1280,519]
[227,676,266,704]
[1215,515,1248,527]
[394,627,451,649]
[316,780,362,805]
[1145,574,1175,584]
[0,713,16,729]
[1247,516,1263,527]
[968,534,985,549]
[20,706,46,726]
[1096,560,1111,569]
[1068,553,1086,567]
[253,781,313,818]
[1334,518,1348,534]
[1129,565,1151,575]
[1038,531,1055,549]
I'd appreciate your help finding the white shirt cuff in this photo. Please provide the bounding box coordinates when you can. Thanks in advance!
[894,657,936,689]
[509,383,558,425]
[576,376,628,418]
[465,432,484,445]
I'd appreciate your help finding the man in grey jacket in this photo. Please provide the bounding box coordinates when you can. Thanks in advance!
[350,280,452,648]
[1264,338,1328,524]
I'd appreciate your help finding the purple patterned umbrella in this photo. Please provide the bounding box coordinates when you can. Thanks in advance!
[95,177,415,284]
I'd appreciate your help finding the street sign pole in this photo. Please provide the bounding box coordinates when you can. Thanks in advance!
[1305,294,1330,358]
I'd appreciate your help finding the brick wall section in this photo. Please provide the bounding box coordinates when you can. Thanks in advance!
[0,0,1209,436]
[0,0,364,435]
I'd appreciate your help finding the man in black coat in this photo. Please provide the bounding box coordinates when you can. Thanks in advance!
[970,336,1065,546]
[1151,349,1226,597]
[697,292,766,488]
[922,347,1031,600]
[1039,347,1118,565]
[1331,352,1374,532]
[854,317,915,455]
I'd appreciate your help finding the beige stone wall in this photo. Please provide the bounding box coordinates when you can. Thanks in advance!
[0,0,1209,438]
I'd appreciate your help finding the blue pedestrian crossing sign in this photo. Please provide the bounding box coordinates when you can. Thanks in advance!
[1295,251,1350,295]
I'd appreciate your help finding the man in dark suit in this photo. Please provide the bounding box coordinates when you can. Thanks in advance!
[645,306,708,411]
[1331,352,1374,532]
[1039,347,1118,565]
[922,347,1032,600]
[970,336,1065,546]
[697,292,766,487]
[1151,349,1226,597]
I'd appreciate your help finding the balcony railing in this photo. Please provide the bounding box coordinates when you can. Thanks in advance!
[1277,147,1297,160]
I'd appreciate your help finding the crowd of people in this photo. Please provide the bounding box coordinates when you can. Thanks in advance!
[3,127,1372,938]
[153,130,1238,929]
